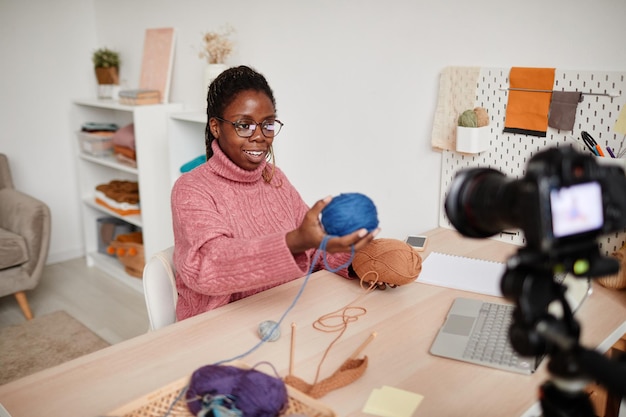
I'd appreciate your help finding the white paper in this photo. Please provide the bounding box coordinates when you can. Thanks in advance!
[417,252,506,297]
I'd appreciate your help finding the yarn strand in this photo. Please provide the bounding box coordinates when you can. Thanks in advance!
[213,235,349,366]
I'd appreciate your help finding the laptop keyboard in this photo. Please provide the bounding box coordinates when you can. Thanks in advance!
[462,302,530,370]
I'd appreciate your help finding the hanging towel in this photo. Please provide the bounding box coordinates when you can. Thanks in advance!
[503,67,555,137]
[548,91,582,131]
[431,66,481,151]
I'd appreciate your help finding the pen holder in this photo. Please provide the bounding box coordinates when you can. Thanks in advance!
[594,155,626,171]
[456,126,490,154]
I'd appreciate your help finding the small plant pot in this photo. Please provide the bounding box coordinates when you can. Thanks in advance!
[456,126,490,154]
[95,67,119,84]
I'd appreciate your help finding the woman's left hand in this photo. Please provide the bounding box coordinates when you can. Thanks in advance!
[286,195,380,254]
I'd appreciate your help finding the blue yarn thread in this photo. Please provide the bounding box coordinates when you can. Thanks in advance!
[168,193,379,417]
[214,193,378,365]
[320,193,379,236]
[213,192,378,366]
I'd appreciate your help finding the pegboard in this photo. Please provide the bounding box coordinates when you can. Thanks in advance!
[438,68,626,255]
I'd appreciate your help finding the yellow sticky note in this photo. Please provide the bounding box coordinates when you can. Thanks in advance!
[362,385,424,417]
[614,106,626,135]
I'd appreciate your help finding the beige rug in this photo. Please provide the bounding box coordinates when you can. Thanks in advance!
[0,310,109,385]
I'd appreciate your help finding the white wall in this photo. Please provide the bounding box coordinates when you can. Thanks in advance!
[1,0,625,263]
[0,0,97,262]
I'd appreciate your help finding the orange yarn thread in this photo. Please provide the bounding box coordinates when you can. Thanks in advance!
[284,280,378,398]
[283,239,422,398]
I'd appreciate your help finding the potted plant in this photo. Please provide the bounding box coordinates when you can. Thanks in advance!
[456,107,490,154]
[93,47,120,85]
[92,48,120,99]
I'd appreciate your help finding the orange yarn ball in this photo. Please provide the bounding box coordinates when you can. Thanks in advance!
[351,238,423,286]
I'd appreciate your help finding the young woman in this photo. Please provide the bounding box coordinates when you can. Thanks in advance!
[171,65,379,320]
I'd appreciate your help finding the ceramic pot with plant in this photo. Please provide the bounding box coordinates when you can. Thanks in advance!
[456,107,490,154]
[93,47,120,85]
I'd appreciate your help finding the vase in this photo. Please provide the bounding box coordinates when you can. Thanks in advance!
[95,67,120,99]
[204,64,227,93]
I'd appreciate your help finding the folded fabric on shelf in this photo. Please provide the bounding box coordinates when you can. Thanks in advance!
[431,66,481,151]
[548,91,582,131]
[95,180,141,216]
[114,145,136,161]
[112,123,136,150]
[503,67,555,137]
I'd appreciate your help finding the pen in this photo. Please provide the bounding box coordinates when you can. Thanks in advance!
[595,144,605,157]
[606,146,616,158]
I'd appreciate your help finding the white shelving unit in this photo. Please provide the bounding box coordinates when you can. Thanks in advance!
[168,110,206,186]
[73,98,183,292]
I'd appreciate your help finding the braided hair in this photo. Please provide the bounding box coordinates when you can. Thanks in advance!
[205,65,277,159]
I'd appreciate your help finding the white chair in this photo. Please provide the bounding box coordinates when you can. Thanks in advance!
[142,246,178,330]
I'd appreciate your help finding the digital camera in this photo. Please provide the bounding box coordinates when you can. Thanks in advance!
[444,146,626,276]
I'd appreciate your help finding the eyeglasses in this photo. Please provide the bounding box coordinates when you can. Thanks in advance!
[214,116,284,138]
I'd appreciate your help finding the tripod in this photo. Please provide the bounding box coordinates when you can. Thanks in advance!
[501,248,626,417]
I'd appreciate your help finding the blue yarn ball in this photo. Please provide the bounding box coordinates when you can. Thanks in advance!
[258,320,281,342]
[320,193,379,236]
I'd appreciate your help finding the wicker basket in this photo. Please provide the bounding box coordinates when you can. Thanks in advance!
[108,240,145,278]
[597,245,626,290]
[106,373,336,417]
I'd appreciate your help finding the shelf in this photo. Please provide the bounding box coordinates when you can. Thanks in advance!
[79,153,138,175]
[87,251,144,293]
[83,197,142,228]
[168,111,207,186]
[170,111,206,123]
[74,99,182,285]
[74,98,162,112]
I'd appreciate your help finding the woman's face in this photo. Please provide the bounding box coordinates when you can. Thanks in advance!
[210,90,276,171]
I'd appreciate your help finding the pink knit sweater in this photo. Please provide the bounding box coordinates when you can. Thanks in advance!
[171,142,352,320]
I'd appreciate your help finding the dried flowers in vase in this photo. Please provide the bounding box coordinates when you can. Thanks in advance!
[198,25,235,64]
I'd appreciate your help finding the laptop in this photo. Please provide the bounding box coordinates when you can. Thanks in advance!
[429,275,591,375]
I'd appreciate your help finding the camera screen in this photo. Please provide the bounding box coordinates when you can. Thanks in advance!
[550,181,603,238]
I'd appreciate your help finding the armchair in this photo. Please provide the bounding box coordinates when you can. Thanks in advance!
[0,153,51,320]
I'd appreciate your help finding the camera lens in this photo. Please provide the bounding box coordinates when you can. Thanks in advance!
[444,168,519,238]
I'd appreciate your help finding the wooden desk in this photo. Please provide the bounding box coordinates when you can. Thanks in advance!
[1,228,625,417]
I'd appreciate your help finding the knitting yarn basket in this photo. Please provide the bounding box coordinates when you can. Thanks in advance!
[597,245,626,290]
[105,367,336,417]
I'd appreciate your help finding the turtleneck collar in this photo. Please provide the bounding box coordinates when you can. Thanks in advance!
[207,140,266,183]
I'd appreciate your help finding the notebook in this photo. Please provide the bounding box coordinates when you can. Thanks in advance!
[418,252,505,296]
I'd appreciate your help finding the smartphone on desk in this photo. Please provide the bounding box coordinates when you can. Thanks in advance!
[405,235,427,251]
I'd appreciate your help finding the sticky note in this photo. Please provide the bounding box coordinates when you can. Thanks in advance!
[362,385,424,417]
[614,106,626,135]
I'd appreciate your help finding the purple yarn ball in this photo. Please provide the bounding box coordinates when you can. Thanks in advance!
[186,364,288,416]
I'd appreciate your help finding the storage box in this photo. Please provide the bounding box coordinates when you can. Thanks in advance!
[77,131,114,156]
[97,217,135,256]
